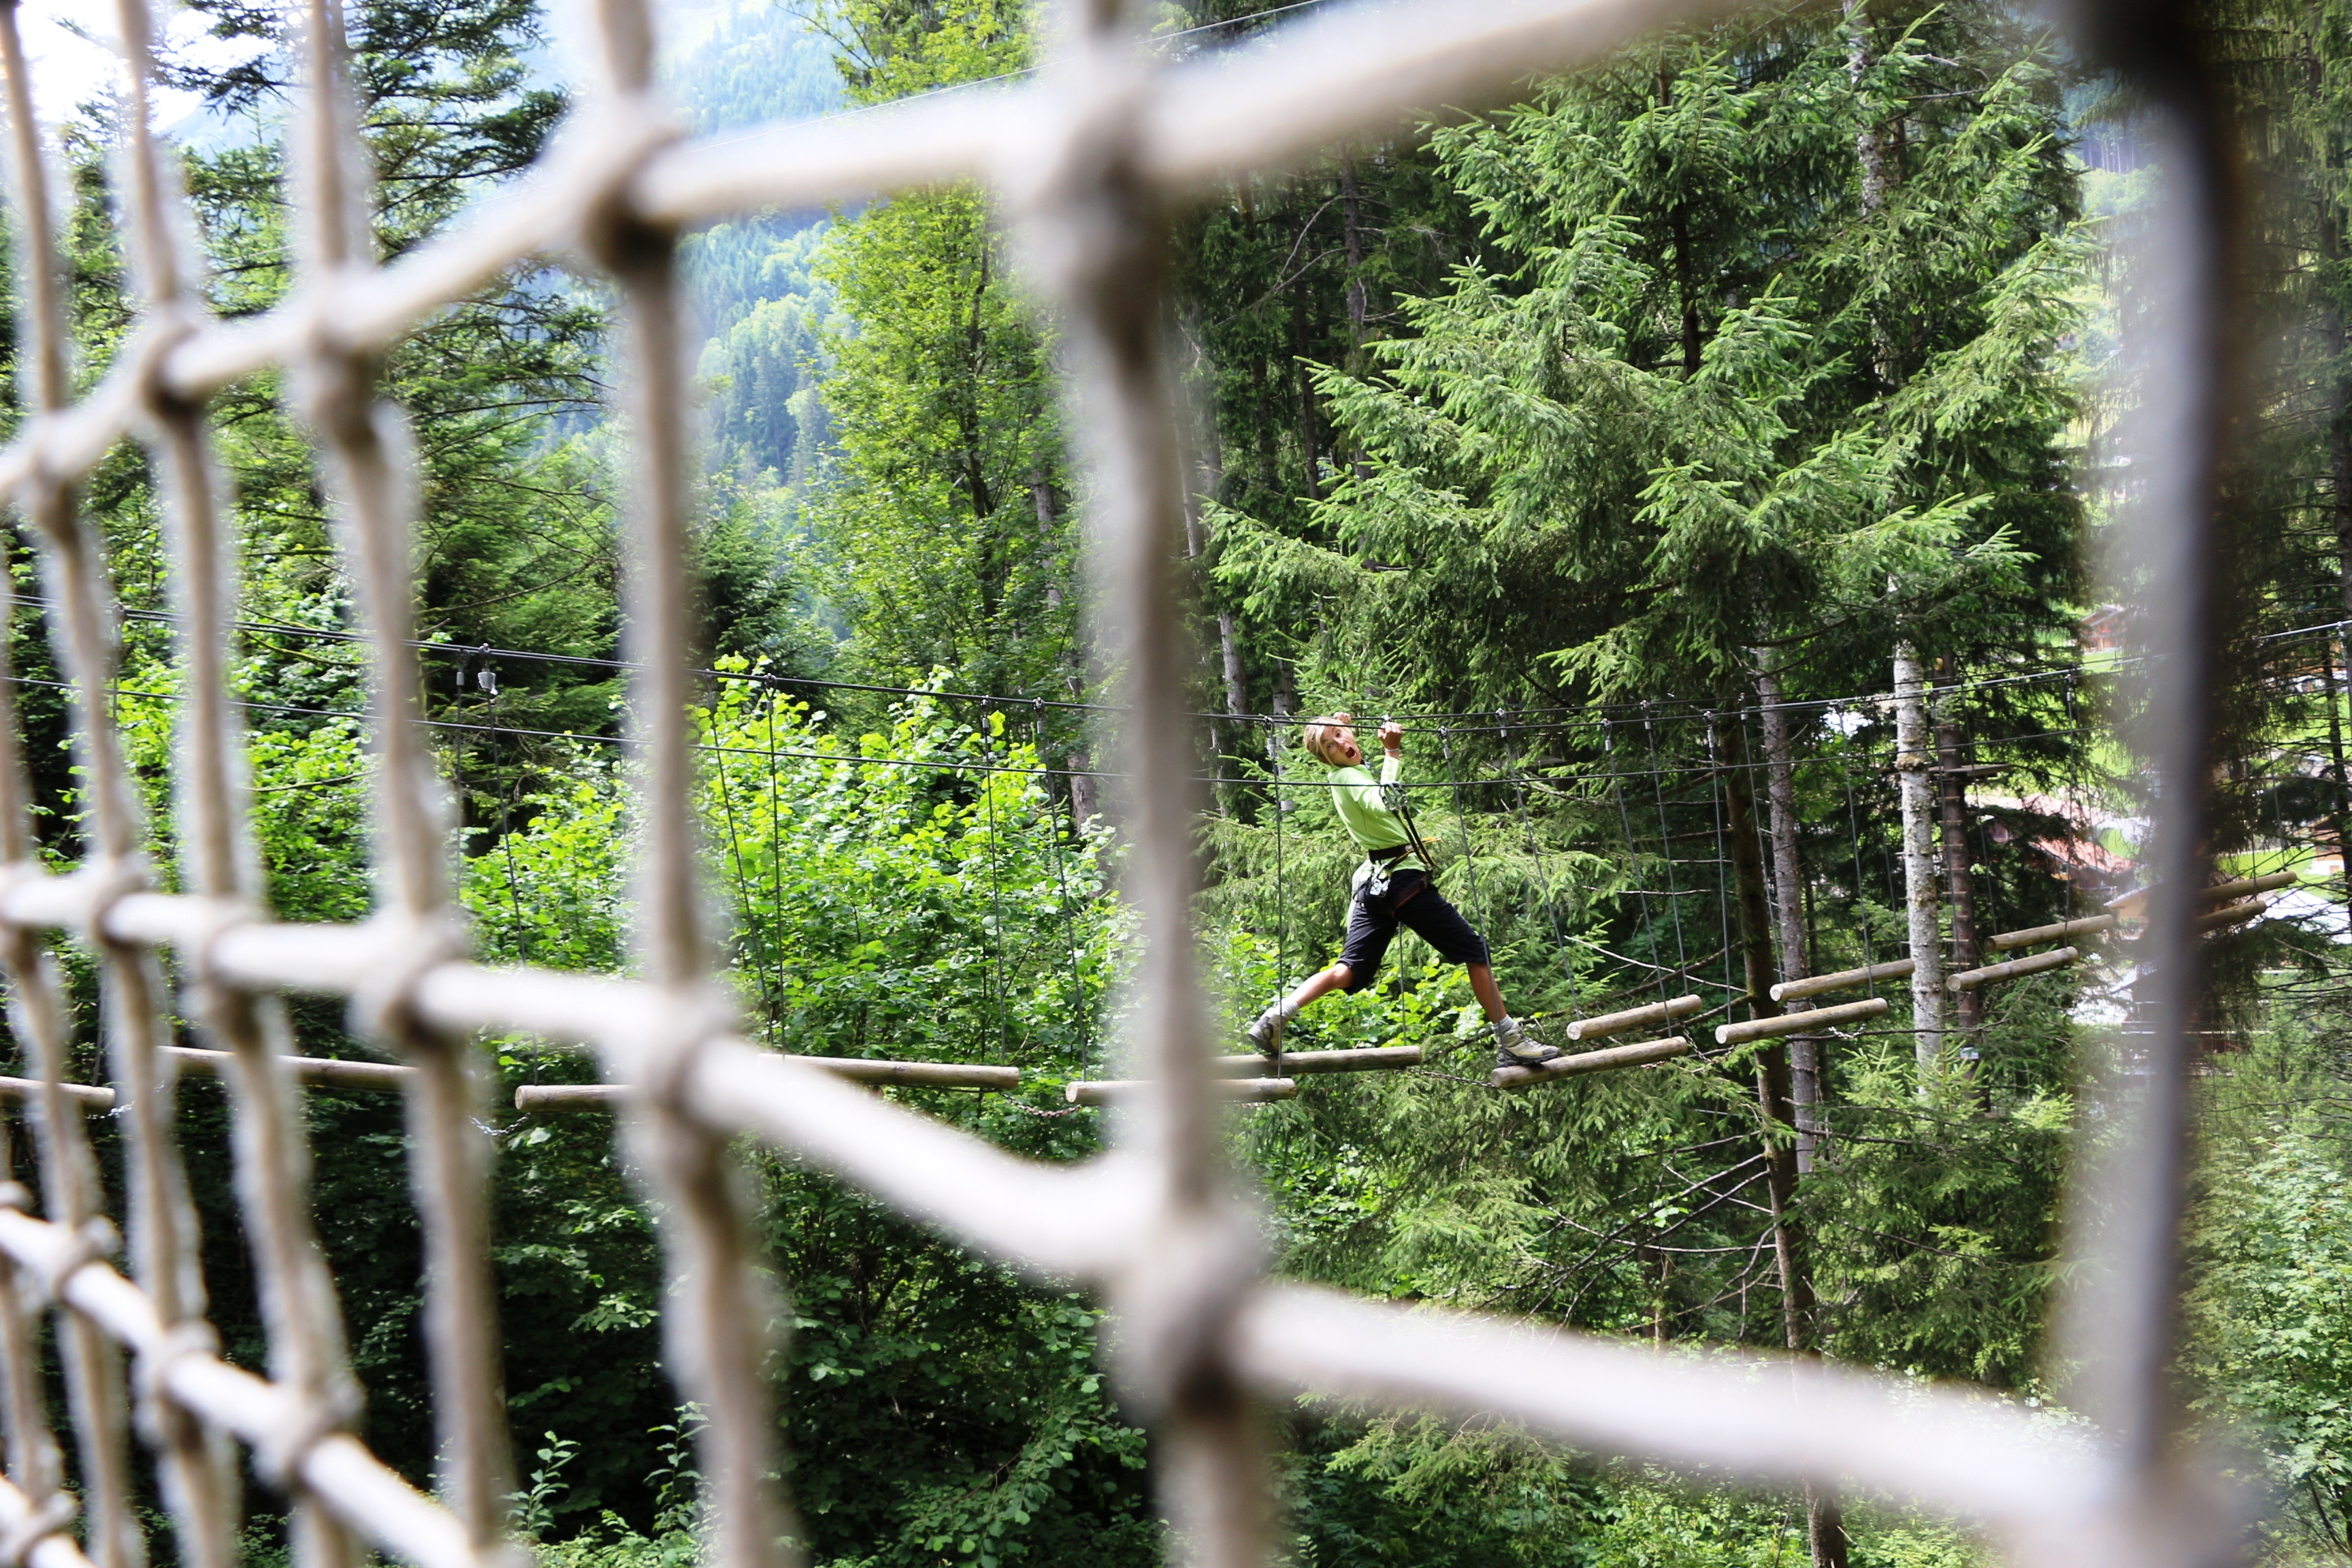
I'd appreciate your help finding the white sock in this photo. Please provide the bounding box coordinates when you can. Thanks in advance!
[1490,1014,1518,1036]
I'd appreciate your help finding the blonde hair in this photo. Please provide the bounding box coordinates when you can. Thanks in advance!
[1300,713,1355,766]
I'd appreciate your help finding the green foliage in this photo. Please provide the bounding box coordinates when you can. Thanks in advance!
[463,674,1113,1065]
[2187,1121,2352,1558]
[696,225,847,489]
[1215,20,2083,711]
[806,184,1074,700]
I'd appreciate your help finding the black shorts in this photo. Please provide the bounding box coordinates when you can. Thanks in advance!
[1337,870,1490,991]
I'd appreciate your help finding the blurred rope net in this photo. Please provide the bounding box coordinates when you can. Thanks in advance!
[0,2,2245,1568]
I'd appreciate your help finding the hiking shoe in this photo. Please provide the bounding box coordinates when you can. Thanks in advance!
[1492,1017,1560,1068]
[1246,1003,1295,1058]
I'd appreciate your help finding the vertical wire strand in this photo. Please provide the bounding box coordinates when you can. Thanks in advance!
[1641,709,1693,983]
[290,0,512,1547]
[0,15,154,1565]
[583,9,791,1567]
[105,26,357,1493]
[84,4,249,1561]
[1024,5,1265,1563]
[977,715,1013,1062]
[1601,720,1673,1009]
[1499,711,1571,990]
[0,1112,63,1540]
[1032,705,1090,1067]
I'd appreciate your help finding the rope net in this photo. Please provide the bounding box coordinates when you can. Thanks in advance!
[0,3,2243,1568]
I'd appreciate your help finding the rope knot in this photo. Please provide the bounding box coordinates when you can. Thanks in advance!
[0,1488,77,1568]
[133,1319,220,1409]
[125,308,207,424]
[18,1219,122,1307]
[76,853,151,955]
[568,95,689,278]
[249,1384,362,1490]
[346,911,470,1046]
[0,861,47,930]
[1103,1194,1264,1422]
[180,895,263,1017]
[629,985,740,1117]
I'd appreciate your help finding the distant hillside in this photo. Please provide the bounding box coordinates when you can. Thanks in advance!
[669,3,846,481]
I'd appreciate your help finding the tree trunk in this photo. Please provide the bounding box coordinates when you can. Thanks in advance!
[1291,257,1321,502]
[2322,635,2351,906]
[1893,642,1944,1083]
[2325,209,2352,912]
[1183,399,1250,808]
[1339,155,1369,351]
[1340,155,1371,483]
[1267,664,1294,767]
[1755,656,1823,1173]
[1030,472,1095,834]
[1655,70,1704,379]
[1844,0,1887,216]
[1933,659,1983,1053]
[1066,753,1096,834]
[1717,709,1814,1370]
[1845,0,1893,397]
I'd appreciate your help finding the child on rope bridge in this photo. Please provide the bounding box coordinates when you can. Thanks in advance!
[1247,715,1561,1068]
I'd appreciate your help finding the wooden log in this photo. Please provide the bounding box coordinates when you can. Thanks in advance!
[2198,870,2299,903]
[1947,946,2078,994]
[2105,870,2300,913]
[1064,1077,1296,1107]
[1563,994,1703,1042]
[516,1056,1024,1112]
[2193,896,2272,934]
[1492,1036,1689,1091]
[1713,996,1886,1047]
[515,1084,623,1113]
[1769,960,1914,1003]
[1986,915,2117,952]
[1931,762,2008,780]
[164,1045,412,1091]
[801,1058,1023,1090]
[1213,1045,1421,1078]
[0,1075,112,1111]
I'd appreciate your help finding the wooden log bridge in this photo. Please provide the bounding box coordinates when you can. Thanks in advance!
[2199,870,2299,902]
[2105,869,2300,912]
[1491,1036,1690,1090]
[165,1045,412,1091]
[0,1075,113,1111]
[1564,994,1703,1041]
[1948,947,2077,994]
[1064,1077,1296,1107]
[518,1057,1025,1111]
[1714,996,1887,1047]
[1986,915,2116,952]
[2193,896,2272,934]
[1769,960,1914,1003]
[1213,1045,1421,1077]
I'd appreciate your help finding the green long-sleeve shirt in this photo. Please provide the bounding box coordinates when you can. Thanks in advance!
[1326,753,1424,889]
